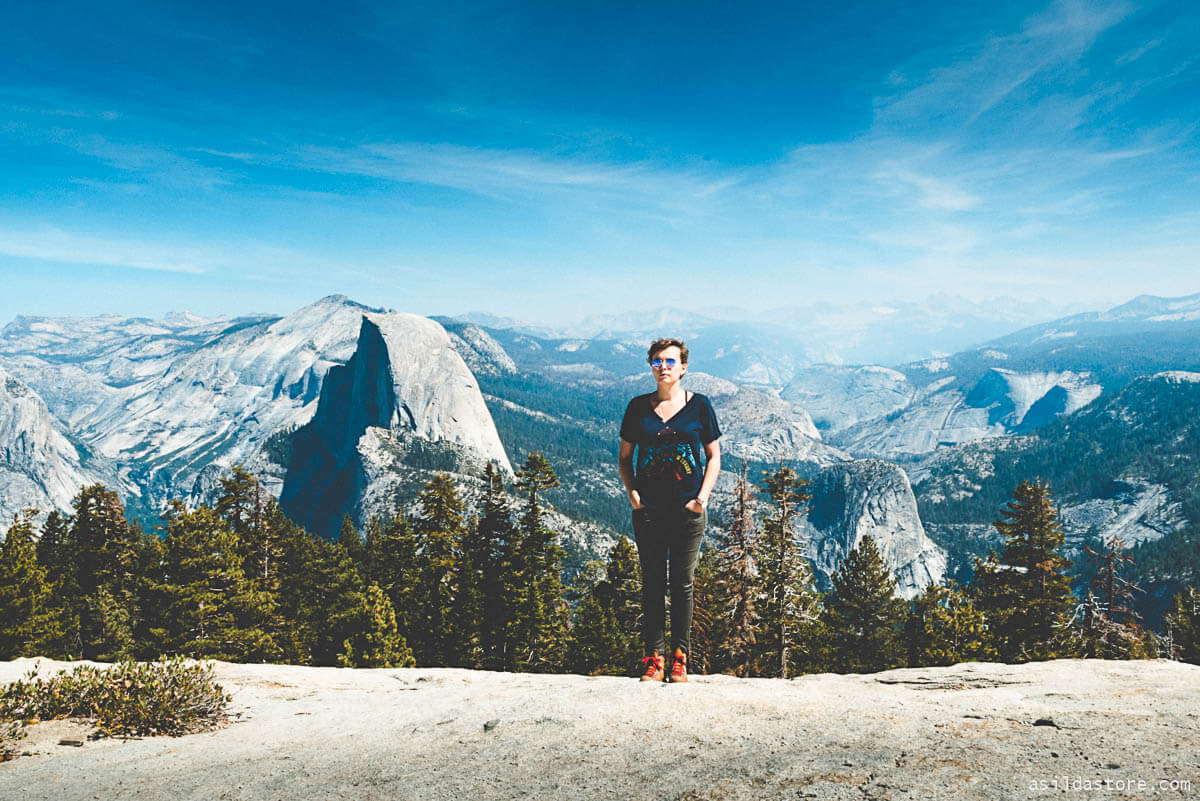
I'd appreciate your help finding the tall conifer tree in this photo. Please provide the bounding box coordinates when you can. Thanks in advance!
[215,468,288,654]
[70,484,140,659]
[986,480,1078,661]
[302,537,372,666]
[412,473,467,666]
[35,511,74,595]
[511,453,569,672]
[216,466,268,561]
[568,536,641,675]
[1166,586,1199,664]
[33,511,79,658]
[1079,535,1145,658]
[0,510,65,659]
[152,503,278,661]
[753,466,820,678]
[473,462,519,670]
[272,517,327,664]
[968,549,1014,659]
[823,534,906,673]
[366,512,421,653]
[338,514,368,580]
[710,464,760,676]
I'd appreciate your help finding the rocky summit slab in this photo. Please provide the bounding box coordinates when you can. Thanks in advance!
[1,657,1197,800]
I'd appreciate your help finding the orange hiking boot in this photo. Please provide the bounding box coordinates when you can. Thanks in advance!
[668,648,688,683]
[639,653,664,682]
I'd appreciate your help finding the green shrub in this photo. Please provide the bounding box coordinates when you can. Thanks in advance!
[0,656,231,741]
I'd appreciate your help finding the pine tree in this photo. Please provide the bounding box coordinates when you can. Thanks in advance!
[215,468,288,657]
[473,462,519,671]
[823,534,907,674]
[0,510,65,659]
[1165,586,1199,664]
[753,466,820,678]
[219,468,282,590]
[905,579,992,667]
[452,473,497,670]
[338,514,368,580]
[510,452,569,672]
[366,512,421,656]
[1079,535,1146,659]
[302,537,372,666]
[33,511,80,658]
[130,526,167,660]
[968,549,1016,660]
[273,518,326,664]
[339,582,415,668]
[411,473,467,666]
[70,484,140,660]
[151,502,278,662]
[986,480,1078,662]
[35,511,73,592]
[216,466,269,562]
[567,536,642,675]
[709,463,760,676]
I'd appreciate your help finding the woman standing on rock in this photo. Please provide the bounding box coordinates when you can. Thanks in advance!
[618,337,721,682]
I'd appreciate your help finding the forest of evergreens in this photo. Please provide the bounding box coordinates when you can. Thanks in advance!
[2,457,1198,675]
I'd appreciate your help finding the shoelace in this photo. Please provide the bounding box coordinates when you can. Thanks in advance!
[641,656,663,676]
[670,654,686,678]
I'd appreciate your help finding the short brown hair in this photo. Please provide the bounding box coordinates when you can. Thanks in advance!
[647,337,688,364]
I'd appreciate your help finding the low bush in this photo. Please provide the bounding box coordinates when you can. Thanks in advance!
[0,656,231,746]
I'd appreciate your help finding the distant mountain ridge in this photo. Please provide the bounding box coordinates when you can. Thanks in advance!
[785,293,1200,460]
[450,295,1084,385]
[0,296,508,537]
[5,291,1200,604]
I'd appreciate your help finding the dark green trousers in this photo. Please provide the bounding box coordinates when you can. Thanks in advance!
[632,504,706,657]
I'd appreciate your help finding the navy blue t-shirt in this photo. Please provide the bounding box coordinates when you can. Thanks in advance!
[620,391,721,509]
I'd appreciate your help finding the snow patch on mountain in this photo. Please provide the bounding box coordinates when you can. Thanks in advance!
[833,369,1101,459]
[1034,329,1077,342]
[780,365,913,433]
[1154,371,1200,384]
[993,369,1101,425]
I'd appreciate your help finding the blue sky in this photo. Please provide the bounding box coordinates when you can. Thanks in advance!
[1,0,1197,326]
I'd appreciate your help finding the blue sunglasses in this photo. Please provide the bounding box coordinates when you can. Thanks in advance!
[650,358,678,368]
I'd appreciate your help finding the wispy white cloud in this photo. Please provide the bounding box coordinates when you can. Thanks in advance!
[875,0,1132,133]
[0,223,429,283]
[872,164,981,211]
[0,86,123,121]
[0,226,208,274]
[234,140,745,219]
[1117,37,1162,64]
[66,135,233,190]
